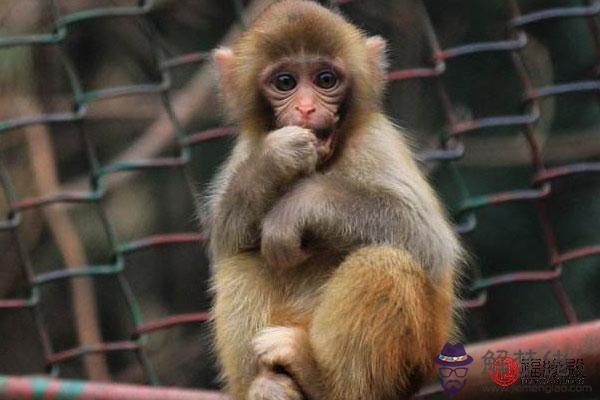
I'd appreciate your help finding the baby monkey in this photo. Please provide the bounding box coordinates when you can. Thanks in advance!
[205,1,463,399]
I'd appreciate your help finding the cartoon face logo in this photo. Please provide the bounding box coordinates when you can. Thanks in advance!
[434,342,473,396]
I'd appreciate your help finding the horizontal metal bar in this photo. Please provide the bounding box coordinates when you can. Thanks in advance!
[449,111,539,136]
[510,1,600,27]
[0,110,84,134]
[0,375,226,400]
[119,233,205,255]
[80,81,169,104]
[470,268,560,291]
[435,33,527,60]
[33,260,124,285]
[13,191,100,211]
[180,127,237,146]
[98,156,188,176]
[552,245,600,265]
[456,184,551,217]
[534,162,600,183]
[0,30,66,48]
[0,293,38,310]
[527,80,600,100]
[416,142,465,163]
[387,63,445,81]
[47,341,139,366]
[134,312,211,337]
[161,52,211,69]
[57,1,154,27]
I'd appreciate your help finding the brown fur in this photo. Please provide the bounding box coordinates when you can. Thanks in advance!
[204,1,463,399]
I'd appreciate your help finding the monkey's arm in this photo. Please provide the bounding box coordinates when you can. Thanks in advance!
[261,174,461,280]
[208,126,319,258]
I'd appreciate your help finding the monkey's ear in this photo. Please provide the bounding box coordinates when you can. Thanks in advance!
[213,47,236,103]
[365,36,389,76]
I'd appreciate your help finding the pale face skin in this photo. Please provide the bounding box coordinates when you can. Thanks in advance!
[260,55,349,161]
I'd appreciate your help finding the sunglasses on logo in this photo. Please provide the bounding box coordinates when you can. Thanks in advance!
[438,367,468,378]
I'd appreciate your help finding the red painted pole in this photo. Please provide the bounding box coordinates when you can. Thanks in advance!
[0,376,228,400]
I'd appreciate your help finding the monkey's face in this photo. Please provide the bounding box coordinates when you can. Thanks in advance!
[260,56,349,161]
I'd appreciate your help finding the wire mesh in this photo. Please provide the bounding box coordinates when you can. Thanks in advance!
[0,0,599,398]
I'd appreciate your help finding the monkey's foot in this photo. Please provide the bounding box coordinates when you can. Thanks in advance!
[248,371,304,400]
[252,326,307,374]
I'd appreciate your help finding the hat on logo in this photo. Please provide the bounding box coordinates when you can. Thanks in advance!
[434,343,473,367]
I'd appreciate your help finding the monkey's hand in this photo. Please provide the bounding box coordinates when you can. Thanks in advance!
[261,204,310,269]
[264,126,319,180]
[253,327,309,375]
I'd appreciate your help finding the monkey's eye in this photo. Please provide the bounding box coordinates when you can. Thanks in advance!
[315,71,338,89]
[273,73,297,91]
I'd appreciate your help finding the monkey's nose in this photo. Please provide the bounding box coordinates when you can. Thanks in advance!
[296,105,316,118]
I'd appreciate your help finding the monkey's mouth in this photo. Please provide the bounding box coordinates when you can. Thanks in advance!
[313,127,338,162]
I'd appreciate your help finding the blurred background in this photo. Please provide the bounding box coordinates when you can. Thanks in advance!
[0,0,599,396]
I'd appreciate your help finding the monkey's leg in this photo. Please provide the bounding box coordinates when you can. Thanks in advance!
[212,253,306,400]
[309,245,456,400]
[212,253,270,399]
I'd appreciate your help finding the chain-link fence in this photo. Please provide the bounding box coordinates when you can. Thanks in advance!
[0,0,599,399]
